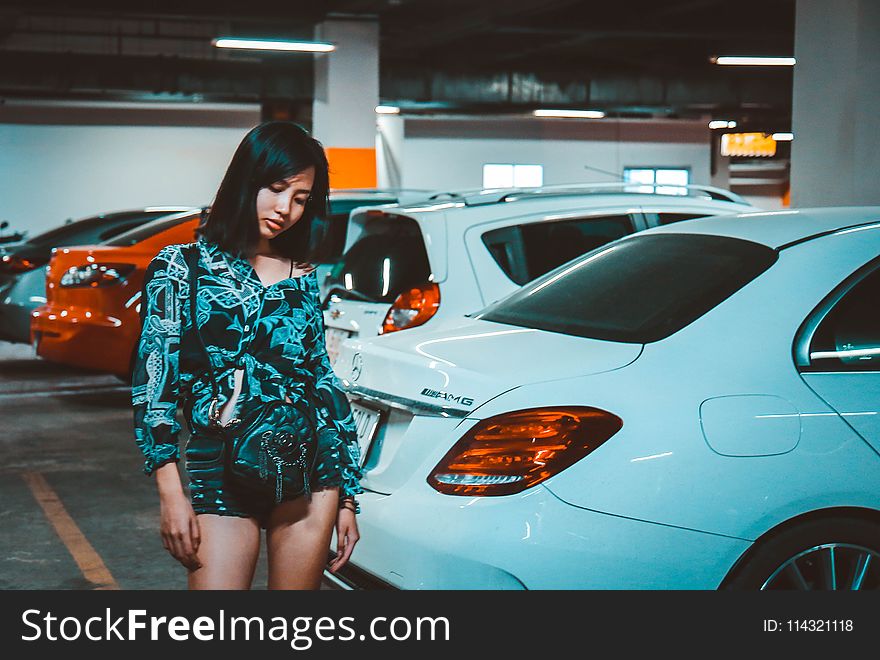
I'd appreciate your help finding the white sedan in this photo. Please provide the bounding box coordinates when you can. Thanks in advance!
[331,207,880,590]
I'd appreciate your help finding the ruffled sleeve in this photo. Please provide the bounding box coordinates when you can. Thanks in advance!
[132,245,188,475]
[304,273,364,508]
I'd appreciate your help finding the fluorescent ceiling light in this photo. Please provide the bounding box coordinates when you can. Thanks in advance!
[712,56,796,66]
[375,105,401,114]
[534,109,605,119]
[771,132,794,141]
[708,120,737,129]
[212,38,335,53]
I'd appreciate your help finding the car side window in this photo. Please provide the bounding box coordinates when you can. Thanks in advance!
[98,221,143,242]
[656,213,708,226]
[482,214,635,285]
[807,266,880,372]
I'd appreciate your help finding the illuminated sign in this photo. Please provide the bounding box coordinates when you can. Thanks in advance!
[720,132,778,157]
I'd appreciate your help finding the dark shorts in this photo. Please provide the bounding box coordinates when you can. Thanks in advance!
[184,431,341,528]
[185,431,276,528]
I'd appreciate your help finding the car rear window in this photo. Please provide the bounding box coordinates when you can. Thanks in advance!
[477,233,778,343]
[482,214,635,285]
[106,212,199,247]
[324,197,397,258]
[324,214,430,304]
[26,211,171,247]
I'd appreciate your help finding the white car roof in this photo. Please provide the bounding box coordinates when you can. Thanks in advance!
[643,206,880,248]
[391,192,753,224]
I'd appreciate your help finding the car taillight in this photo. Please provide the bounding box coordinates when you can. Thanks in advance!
[0,255,40,273]
[428,407,622,496]
[381,282,440,334]
[59,263,136,287]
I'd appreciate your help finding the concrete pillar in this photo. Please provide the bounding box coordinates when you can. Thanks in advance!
[313,19,379,189]
[790,0,880,206]
[709,132,731,190]
[376,114,404,188]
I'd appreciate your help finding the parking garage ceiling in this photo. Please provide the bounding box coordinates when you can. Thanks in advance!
[0,0,795,128]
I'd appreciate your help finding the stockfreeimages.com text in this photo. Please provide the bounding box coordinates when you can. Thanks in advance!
[21,609,450,650]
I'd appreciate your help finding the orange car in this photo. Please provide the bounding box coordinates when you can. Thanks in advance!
[31,191,414,377]
[32,210,201,376]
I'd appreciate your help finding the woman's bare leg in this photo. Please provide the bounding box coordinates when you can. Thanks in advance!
[265,488,339,590]
[188,514,261,590]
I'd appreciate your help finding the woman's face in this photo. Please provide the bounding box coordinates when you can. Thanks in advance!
[255,166,316,242]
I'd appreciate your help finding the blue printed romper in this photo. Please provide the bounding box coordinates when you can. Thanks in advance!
[132,239,362,525]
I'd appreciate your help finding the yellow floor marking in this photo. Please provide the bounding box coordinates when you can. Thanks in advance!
[22,471,120,590]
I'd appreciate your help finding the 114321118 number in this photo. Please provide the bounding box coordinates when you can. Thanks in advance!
[764,619,854,632]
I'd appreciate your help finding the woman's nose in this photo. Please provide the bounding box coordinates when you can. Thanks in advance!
[276,192,293,216]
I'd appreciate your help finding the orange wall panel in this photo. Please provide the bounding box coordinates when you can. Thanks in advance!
[326,147,377,189]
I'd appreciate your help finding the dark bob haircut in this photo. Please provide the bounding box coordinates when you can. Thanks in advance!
[200,121,332,263]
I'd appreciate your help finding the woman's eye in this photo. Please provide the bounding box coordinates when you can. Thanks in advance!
[294,198,308,206]
[269,185,285,193]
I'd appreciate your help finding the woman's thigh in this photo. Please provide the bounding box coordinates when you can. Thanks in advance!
[188,514,261,590]
[265,488,339,590]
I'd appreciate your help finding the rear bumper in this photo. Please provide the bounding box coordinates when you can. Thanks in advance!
[31,304,133,375]
[343,484,751,590]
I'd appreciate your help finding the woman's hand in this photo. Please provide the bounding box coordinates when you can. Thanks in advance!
[328,507,359,573]
[155,462,202,571]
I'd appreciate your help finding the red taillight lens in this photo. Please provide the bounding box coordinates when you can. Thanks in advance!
[59,263,136,287]
[381,282,440,334]
[428,407,622,496]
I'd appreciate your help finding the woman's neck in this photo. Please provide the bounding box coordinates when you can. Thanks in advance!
[252,237,278,259]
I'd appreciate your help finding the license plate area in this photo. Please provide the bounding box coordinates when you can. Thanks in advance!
[325,327,353,366]
[350,401,382,467]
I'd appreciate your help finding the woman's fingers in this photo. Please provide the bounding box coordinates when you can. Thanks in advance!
[163,524,201,570]
[329,523,359,572]
[335,528,346,558]
[190,516,202,552]
[159,496,202,570]
[178,528,202,571]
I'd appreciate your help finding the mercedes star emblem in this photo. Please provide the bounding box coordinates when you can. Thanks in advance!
[351,353,363,382]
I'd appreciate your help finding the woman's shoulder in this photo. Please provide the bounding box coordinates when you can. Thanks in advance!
[296,265,321,291]
[153,241,198,261]
[146,242,200,278]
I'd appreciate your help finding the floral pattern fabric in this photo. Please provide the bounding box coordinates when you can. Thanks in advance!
[132,238,363,502]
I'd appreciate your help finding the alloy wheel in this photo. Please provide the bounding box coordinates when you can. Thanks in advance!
[761,543,880,590]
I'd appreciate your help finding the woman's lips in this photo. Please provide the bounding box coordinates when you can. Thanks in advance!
[265,218,284,232]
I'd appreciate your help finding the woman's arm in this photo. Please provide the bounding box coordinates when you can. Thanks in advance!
[132,245,201,570]
[132,246,186,474]
[304,275,364,508]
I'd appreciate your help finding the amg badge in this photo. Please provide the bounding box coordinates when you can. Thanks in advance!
[421,388,474,407]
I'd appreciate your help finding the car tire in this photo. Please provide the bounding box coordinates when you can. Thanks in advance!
[724,517,880,590]
[116,347,137,385]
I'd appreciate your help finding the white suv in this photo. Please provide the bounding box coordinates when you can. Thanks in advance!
[321,184,757,363]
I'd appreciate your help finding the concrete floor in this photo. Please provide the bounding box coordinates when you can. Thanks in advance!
[0,341,336,590]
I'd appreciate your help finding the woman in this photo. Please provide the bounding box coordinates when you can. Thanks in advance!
[132,121,362,589]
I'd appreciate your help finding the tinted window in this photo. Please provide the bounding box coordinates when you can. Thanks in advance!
[324,197,397,259]
[482,214,634,285]
[808,266,880,371]
[656,213,708,226]
[478,234,778,343]
[324,215,430,304]
[106,213,199,247]
[97,220,149,242]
